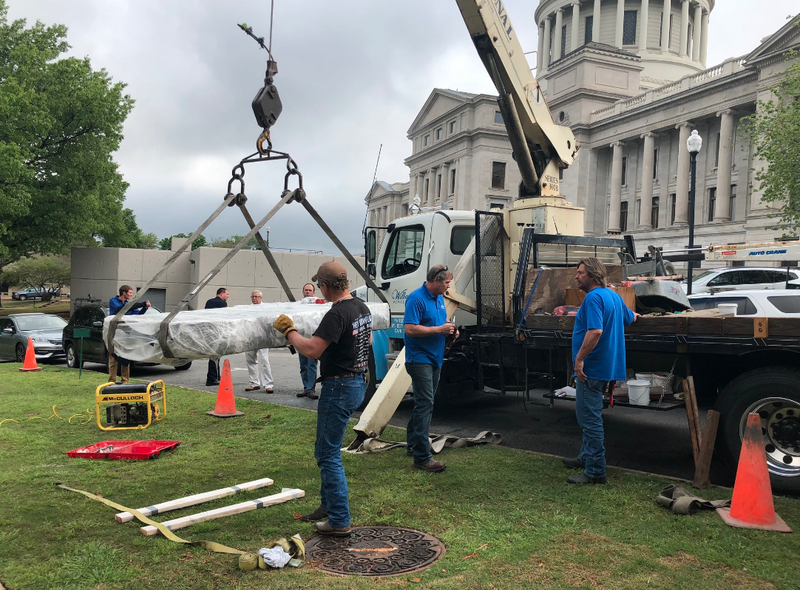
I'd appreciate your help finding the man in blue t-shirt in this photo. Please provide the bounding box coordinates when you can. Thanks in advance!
[564,258,638,484]
[107,284,150,383]
[404,264,457,473]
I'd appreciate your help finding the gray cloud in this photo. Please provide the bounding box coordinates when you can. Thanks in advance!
[8,0,797,254]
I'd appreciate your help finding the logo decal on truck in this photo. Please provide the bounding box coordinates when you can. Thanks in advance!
[392,288,408,303]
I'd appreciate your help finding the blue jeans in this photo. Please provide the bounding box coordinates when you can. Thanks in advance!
[298,354,318,392]
[405,363,441,466]
[315,375,366,528]
[575,378,607,478]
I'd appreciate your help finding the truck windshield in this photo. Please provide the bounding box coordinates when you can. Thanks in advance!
[382,225,424,279]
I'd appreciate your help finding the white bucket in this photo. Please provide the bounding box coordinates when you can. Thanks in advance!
[627,379,651,406]
[635,372,654,384]
[718,303,738,316]
[653,372,672,390]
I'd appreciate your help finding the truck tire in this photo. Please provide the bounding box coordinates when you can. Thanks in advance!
[716,367,800,493]
[65,343,83,369]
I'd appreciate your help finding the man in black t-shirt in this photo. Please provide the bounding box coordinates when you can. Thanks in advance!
[204,287,229,386]
[274,261,372,537]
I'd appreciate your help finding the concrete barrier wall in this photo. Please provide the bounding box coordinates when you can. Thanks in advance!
[70,246,366,313]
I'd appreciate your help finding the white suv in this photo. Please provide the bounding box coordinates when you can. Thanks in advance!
[688,289,800,317]
[682,267,800,294]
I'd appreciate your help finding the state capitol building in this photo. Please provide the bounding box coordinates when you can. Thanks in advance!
[366,0,800,254]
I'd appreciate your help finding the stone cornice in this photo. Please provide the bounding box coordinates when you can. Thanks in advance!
[404,127,511,166]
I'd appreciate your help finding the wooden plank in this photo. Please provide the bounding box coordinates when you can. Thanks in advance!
[683,378,701,466]
[753,317,769,338]
[612,286,636,312]
[115,477,274,523]
[692,410,720,489]
[140,488,305,536]
[687,376,703,453]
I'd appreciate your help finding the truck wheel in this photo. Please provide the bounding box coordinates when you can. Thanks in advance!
[15,344,26,363]
[716,367,800,493]
[359,348,378,411]
[65,343,82,369]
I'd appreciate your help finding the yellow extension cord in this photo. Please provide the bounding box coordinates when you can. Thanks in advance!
[0,404,95,427]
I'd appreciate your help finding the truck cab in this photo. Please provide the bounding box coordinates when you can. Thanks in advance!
[363,210,479,343]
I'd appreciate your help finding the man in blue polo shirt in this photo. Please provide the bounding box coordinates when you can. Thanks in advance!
[564,258,638,484]
[404,264,457,473]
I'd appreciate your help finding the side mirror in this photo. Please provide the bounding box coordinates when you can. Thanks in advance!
[2,327,12,335]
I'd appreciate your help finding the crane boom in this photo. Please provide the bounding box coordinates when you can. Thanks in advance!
[455,0,579,197]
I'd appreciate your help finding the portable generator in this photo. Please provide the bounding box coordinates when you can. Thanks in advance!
[95,381,167,431]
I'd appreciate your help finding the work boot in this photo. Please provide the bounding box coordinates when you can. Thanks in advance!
[315,520,351,537]
[414,459,446,473]
[561,456,584,469]
[299,505,328,523]
[567,473,606,485]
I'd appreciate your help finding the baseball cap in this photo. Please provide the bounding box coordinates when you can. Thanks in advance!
[312,261,348,284]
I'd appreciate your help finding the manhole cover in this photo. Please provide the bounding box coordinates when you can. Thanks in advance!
[305,526,446,577]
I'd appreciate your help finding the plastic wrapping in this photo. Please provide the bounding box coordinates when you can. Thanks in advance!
[103,301,390,365]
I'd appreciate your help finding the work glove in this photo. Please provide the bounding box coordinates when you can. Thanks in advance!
[273,314,297,338]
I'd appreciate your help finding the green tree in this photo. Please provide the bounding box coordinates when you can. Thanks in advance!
[158,233,208,251]
[0,255,70,301]
[745,47,800,235]
[0,2,138,278]
[208,235,264,249]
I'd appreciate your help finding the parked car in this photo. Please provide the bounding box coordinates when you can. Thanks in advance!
[11,287,62,301]
[61,304,192,371]
[681,266,800,294]
[688,289,800,318]
[0,313,68,362]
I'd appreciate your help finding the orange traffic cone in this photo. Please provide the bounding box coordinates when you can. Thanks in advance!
[206,359,244,418]
[19,338,42,372]
[716,413,792,532]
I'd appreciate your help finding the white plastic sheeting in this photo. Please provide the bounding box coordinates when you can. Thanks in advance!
[103,301,390,365]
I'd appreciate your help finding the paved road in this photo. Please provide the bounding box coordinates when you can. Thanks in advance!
[81,349,734,486]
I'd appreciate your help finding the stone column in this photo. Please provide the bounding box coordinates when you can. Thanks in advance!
[639,133,656,229]
[608,142,624,233]
[692,2,702,61]
[554,9,564,61]
[679,0,689,57]
[441,162,450,202]
[700,10,709,66]
[674,123,691,225]
[639,0,649,51]
[416,173,424,205]
[571,2,581,52]
[538,21,545,72]
[714,110,734,222]
[615,0,625,48]
[592,0,601,42]
[543,16,552,68]
[660,0,671,53]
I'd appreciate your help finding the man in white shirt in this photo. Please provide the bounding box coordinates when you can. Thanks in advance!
[245,290,274,393]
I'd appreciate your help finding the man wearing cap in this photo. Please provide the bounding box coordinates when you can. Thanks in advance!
[403,264,457,473]
[244,290,274,393]
[273,261,372,537]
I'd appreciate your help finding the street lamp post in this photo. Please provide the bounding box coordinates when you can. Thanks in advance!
[686,130,703,295]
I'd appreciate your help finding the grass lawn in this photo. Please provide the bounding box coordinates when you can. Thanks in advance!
[0,363,798,590]
[0,298,71,317]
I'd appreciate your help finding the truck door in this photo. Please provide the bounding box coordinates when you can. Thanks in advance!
[380,223,426,337]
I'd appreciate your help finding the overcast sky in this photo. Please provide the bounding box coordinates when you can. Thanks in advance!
[8,1,799,254]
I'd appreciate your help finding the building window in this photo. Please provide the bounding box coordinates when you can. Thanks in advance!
[653,148,659,180]
[620,201,628,232]
[449,168,457,194]
[561,24,567,57]
[708,187,717,222]
[730,184,737,221]
[621,156,628,186]
[494,111,504,124]
[437,174,442,200]
[669,193,676,225]
[449,120,457,134]
[651,197,660,229]
[424,178,429,201]
[491,161,506,189]
[424,135,430,146]
[635,199,641,229]
[435,128,443,141]
[622,11,637,45]
[714,132,721,168]
[585,16,593,45]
